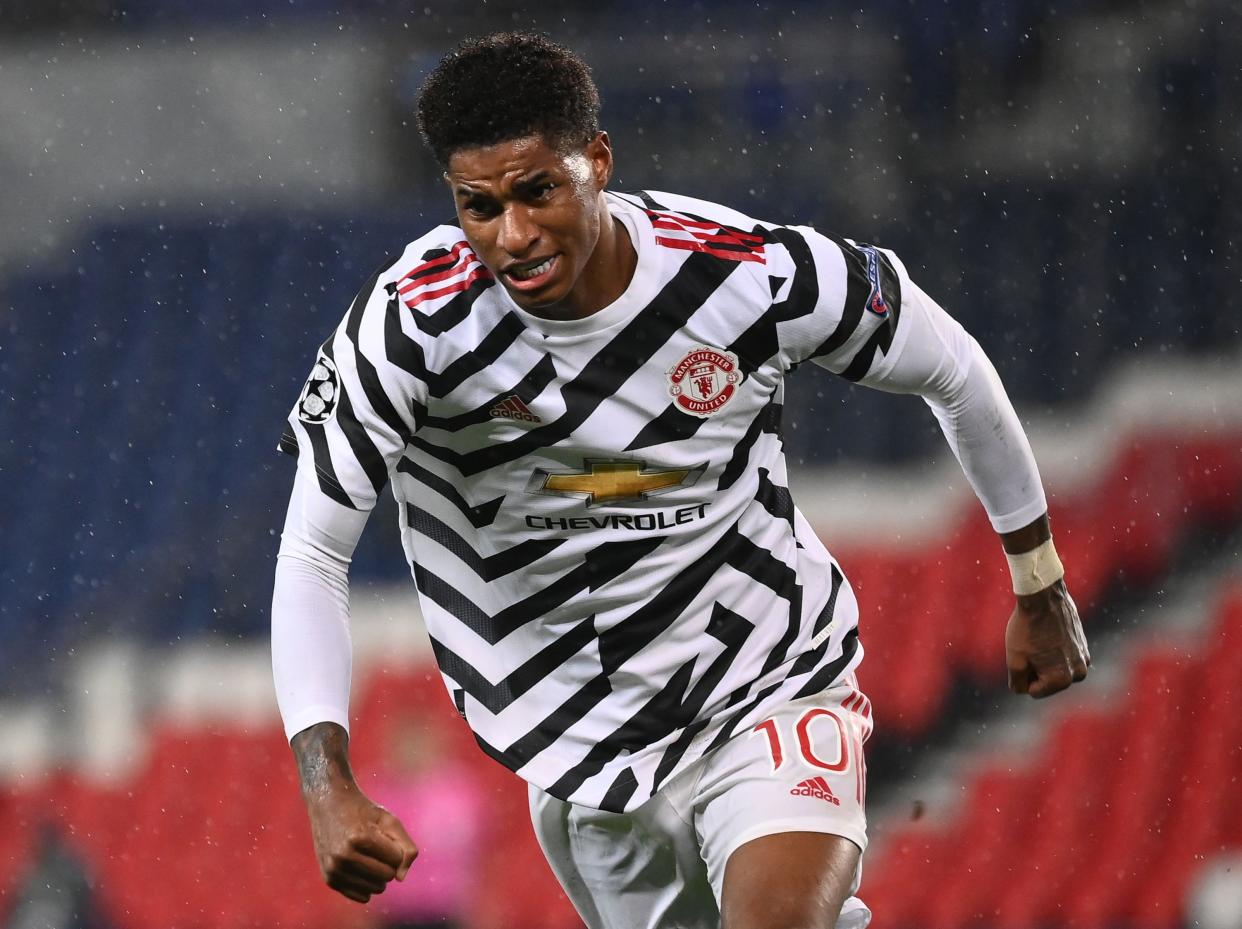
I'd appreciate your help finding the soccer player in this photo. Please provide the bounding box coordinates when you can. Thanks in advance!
[271,32,1089,929]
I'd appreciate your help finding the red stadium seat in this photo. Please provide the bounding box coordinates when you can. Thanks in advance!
[991,710,1118,929]
[1059,649,1194,929]
[863,576,1242,929]
[922,765,1037,929]
[950,514,1013,679]
[863,823,954,929]
[0,782,42,922]
[878,550,954,736]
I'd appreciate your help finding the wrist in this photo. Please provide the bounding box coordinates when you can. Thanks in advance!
[999,512,1051,555]
[1006,537,1065,596]
[301,769,360,802]
[1016,576,1066,609]
[292,722,357,798]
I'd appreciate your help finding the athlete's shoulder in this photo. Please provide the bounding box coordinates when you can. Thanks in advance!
[612,190,783,267]
[377,222,484,295]
[620,189,779,231]
[357,222,501,331]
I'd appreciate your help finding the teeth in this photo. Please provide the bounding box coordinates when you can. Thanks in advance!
[511,257,553,281]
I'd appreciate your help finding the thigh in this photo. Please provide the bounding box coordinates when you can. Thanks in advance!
[721,833,861,929]
[695,676,874,929]
[528,782,719,929]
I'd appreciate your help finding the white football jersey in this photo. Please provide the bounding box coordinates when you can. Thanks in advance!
[280,189,915,812]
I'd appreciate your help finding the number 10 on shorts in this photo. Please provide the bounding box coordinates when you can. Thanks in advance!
[752,708,851,773]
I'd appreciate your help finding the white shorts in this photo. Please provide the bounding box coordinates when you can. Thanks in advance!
[529,676,874,929]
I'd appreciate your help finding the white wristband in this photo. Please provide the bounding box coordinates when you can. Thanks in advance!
[1006,537,1064,596]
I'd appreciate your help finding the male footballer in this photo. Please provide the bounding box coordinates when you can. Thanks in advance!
[271,32,1089,929]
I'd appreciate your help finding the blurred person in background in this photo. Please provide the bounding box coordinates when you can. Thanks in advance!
[271,31,1089,929]
[365,713,487,929]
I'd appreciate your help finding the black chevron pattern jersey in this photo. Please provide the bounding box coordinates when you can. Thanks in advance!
[279,189,913,813]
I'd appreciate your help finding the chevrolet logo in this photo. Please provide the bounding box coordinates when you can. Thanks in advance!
[528,459,706,507]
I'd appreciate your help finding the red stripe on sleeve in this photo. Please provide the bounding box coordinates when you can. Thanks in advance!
[403,266,494,308]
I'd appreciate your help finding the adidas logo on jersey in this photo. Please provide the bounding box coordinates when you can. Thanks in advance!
[790,776,841,805]
[489,396,541,423]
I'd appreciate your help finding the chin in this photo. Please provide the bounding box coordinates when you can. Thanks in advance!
[507,282,571,312]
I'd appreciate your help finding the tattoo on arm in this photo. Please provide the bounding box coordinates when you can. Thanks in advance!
[291,722,355,796]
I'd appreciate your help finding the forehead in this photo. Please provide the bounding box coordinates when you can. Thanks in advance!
[447,135,577,189]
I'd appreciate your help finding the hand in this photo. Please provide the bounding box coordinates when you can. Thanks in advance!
[291,722,418,904]
[304,785,418,903]
[1004,578,1090,698]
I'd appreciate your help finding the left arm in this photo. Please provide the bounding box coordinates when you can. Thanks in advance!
[771,230,1089,696]
[849,276,1090,698]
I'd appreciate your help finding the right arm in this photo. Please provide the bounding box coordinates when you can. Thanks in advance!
[273,256,428,900]
[273,467,418,902]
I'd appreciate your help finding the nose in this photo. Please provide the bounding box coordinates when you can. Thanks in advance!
[498,204,540,258]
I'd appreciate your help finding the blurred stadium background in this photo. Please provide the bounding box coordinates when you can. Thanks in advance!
[2,0,1240,927]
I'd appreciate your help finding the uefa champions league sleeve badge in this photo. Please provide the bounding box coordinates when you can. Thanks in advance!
[297,353,340,425]
[667,347,741,417]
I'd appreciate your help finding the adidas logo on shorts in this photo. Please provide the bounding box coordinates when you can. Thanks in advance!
[790,776,840,805]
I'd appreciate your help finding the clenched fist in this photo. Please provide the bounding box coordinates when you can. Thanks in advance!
[1005,578,1090,698]
[305,785,417,902]
[292,723,419,903]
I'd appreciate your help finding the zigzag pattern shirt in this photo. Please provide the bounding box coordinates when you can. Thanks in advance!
[276,189,1045,812]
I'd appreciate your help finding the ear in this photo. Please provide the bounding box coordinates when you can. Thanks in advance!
[584,131,613,191]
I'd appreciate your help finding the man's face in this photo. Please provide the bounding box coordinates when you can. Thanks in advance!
[445,133,612,314]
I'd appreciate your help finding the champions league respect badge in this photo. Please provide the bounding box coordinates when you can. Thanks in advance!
[667,347,741,417]
[297,353,340,424]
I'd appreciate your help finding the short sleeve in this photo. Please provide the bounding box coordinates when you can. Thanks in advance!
[769,225,912,383]
[279,258,429,512]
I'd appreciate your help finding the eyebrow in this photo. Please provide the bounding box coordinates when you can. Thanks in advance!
[453,170,554,200]
[513,171,553,190]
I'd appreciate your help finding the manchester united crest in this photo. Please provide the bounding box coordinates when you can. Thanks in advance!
[667,346,741,417]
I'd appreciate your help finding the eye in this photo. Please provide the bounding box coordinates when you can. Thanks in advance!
[530,182,556,200]
[464,198,499,219]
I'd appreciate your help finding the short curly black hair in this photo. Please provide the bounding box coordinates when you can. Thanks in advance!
[416,32,601,168]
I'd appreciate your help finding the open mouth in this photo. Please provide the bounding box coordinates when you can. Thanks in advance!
[504,254,559,291]
[509,256,554,280]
